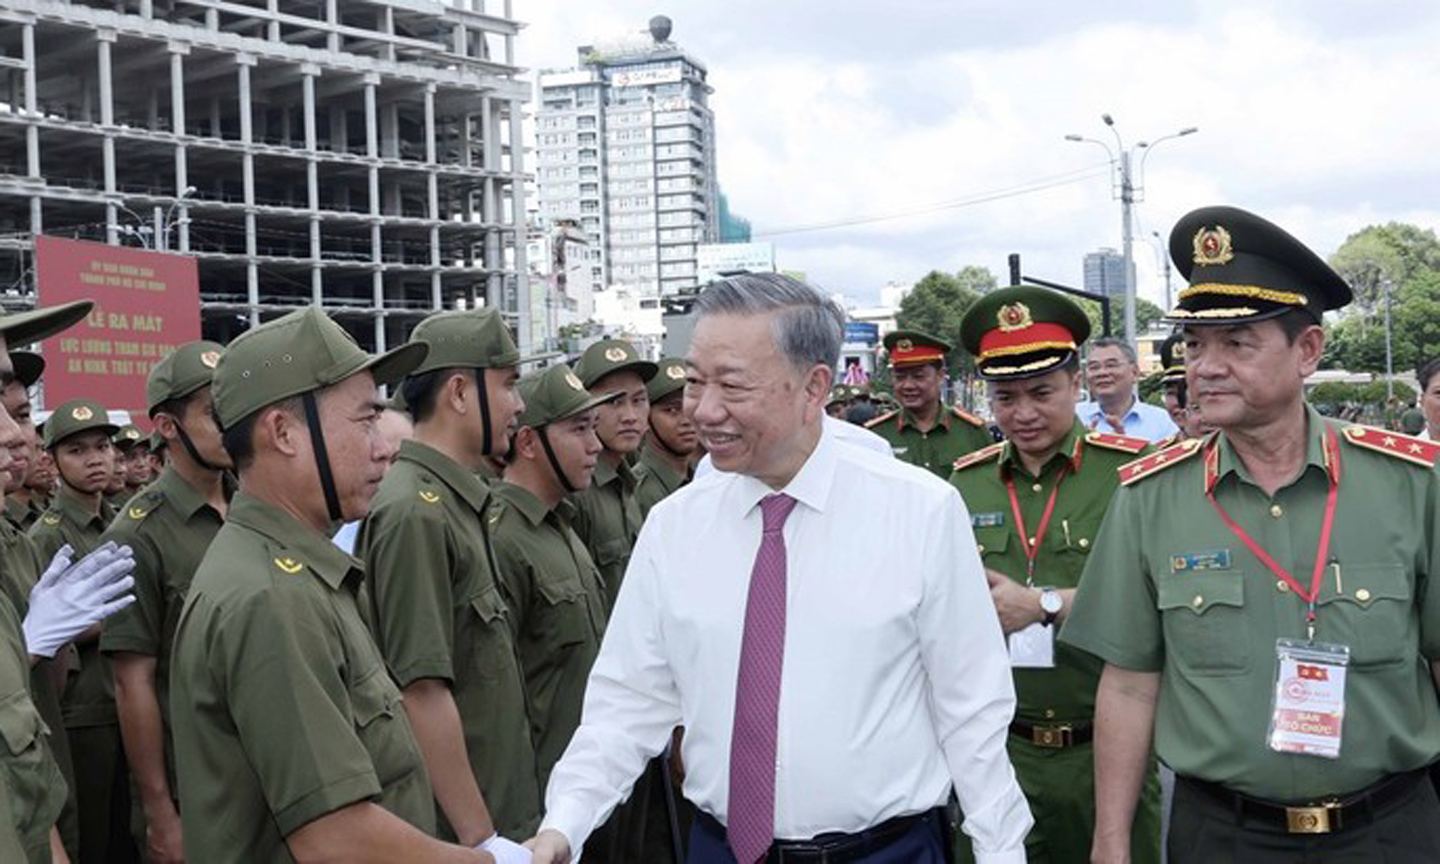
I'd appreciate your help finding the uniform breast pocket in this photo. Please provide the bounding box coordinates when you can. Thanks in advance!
[534,574,593,651]
[1315,564,1413,669]
[467,583,517,679]
[592,538,629,571]
[1157,573,1250,675]
[350,667,423,789]
[973,526,1009,560]
[0,687,64,840]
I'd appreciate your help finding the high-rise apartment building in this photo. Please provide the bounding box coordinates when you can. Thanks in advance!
[0,0,529,352]
[1083,247,1132,300]
[534,16,719,298]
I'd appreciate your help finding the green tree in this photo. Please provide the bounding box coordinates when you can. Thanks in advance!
[1074,296,1165,341]
[1328,222,1440,316]
[894,267,996,373]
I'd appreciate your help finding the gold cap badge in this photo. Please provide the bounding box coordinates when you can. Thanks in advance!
[71,405,93,421]
[604,347,628,363]
[124,428,140,439]
[895,338,914,352]
[200,351,220,368]
[997,302,1033,332]
[666,365,685,380]
[1173,342,1187,360]
[1192,225,1235,266]
[565,372,585,391]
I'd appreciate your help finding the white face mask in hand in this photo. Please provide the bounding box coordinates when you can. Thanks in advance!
[478,834,534,864]
[23,542,136,659]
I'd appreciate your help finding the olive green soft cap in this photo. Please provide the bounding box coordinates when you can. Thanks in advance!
[0,300,93,348]
[9,351,43,388]
[647,357,688,402]
[212,306,428,430]
[517,364,622,429]
[44,398,118,449]
[407,308,519,374]
[147,340,225,416]
[112,424,147,451]
[574,338,657,388]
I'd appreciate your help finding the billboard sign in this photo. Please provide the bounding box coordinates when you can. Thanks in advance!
[34,236,201,412]
[844,321,879,346]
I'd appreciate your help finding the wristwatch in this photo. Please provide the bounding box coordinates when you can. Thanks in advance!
[1038,588,1063,627]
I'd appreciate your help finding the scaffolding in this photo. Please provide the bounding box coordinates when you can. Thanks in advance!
[0,0,531,354]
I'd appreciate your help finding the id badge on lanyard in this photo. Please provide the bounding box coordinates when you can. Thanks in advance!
[1268,638,1350,759]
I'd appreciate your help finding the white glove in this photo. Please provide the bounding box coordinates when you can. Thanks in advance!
[23,543,136,658]
[477,834,533,864]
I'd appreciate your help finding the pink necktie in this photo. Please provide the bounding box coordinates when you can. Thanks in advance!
[727,493,798,864]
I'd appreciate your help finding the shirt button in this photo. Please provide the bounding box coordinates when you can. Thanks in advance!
[1270,504,1284,518]
[977,544,986,554]
[1276,580,1289,593]
[1044,708,1055,719]
[1032,483,1043,493]
[1078,538,1089,549]
[1356,588,1372,602]
[1191,595,1204,609]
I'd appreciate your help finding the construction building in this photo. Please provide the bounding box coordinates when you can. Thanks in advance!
[0,0,531,353]
[534,15,719,300]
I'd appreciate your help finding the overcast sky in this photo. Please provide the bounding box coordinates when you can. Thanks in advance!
[511,0,1440,308]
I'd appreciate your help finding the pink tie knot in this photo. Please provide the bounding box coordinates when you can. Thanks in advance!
[760,494,797,534]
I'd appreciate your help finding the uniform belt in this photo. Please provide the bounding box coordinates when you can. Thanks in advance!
[695,807,937,862]
[1178,769,1427,834]
[1008,719,1093,748]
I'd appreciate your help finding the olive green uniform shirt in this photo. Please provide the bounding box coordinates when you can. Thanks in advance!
[570,457,642,612]
[632,446,689,520]
[358,440,541,838]
[487,484,608,790]
[99,466,227,790]
[28,488,115,729]
[3,497,40,532]
[951,422,1148,724]
[170,492,434,862]
[1062,407,1440,802]
[0,592,66,862]
[867,403,993,478]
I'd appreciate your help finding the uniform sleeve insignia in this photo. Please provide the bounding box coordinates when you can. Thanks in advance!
[1341,424,1440,467]
[273,557,305,575]
[864,409,898,429]
[952,441,1005,471]
[418,490,441,504]
[1085,431,1150,455]
[127,505,149,520]
[1118,437,1203,486]
[951,406,985,427]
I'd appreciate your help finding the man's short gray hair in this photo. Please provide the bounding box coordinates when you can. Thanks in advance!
[694,273,844,371]
[1088,337,1138,365]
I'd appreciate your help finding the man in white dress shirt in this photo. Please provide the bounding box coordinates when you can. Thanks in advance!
[528,273,1030,863]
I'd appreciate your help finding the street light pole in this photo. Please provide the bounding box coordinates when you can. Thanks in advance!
[1153,229,1173,311]
[1383,278,1395,404]
[1065,117,1197,348]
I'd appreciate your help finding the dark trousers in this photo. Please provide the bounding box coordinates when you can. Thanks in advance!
[68,723,139,864]
[687,810,947,864]
[1170,773,1440,864]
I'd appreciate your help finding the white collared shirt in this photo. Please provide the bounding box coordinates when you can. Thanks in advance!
[541,430,1031,863]
[1076,395,1178,442]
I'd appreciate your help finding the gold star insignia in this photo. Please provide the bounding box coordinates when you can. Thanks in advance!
[273,557,305,575]
[1409,442,1424,454]
[1383,436,1397,447]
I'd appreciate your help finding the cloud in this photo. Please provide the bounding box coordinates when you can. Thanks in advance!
[512,0,1440,308]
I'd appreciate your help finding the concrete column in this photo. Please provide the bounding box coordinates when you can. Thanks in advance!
[510,98,531,353]
[381,102,399,160]
[267,0,280,41]
[425,85,440,310]
[239,56,258,319]
[23,23,41,235]
[98,30,118,243]
[326,0,340,53]
[364,75,384,327]
[303,67,322,304]
[170,45,191,251]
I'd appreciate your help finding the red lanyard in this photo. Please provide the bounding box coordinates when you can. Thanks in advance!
[1204,427,1341,640]
[1004,466,1069,584]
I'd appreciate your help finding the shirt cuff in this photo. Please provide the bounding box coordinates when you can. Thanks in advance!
[974,850,1028,864]
[538,807,586,859]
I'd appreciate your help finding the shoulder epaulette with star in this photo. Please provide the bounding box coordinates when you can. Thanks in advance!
[952,441,1005,472]
[951,406,985,427]
[864,410,898,429]
[1118,437,1204,486]
[1340,424,1440,468]
[1085,431,1149,455]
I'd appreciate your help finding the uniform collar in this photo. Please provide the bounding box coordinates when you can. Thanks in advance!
[1210,403,1336,492]
[152,465,226,520]
[639,446,689,492]
[226,491,361,591]
[898,402,949,432]
[1000,419,1087,480]
[593,454,637,491]
[396,439,492,515]
[55,484,109,531]
[495,481,551,528]
[735,422,835,518]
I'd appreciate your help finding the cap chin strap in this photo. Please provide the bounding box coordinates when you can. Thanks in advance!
[171,419,225,473]
[473,369,494,456]
[536,425,577,494]
[300,391,344,523]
